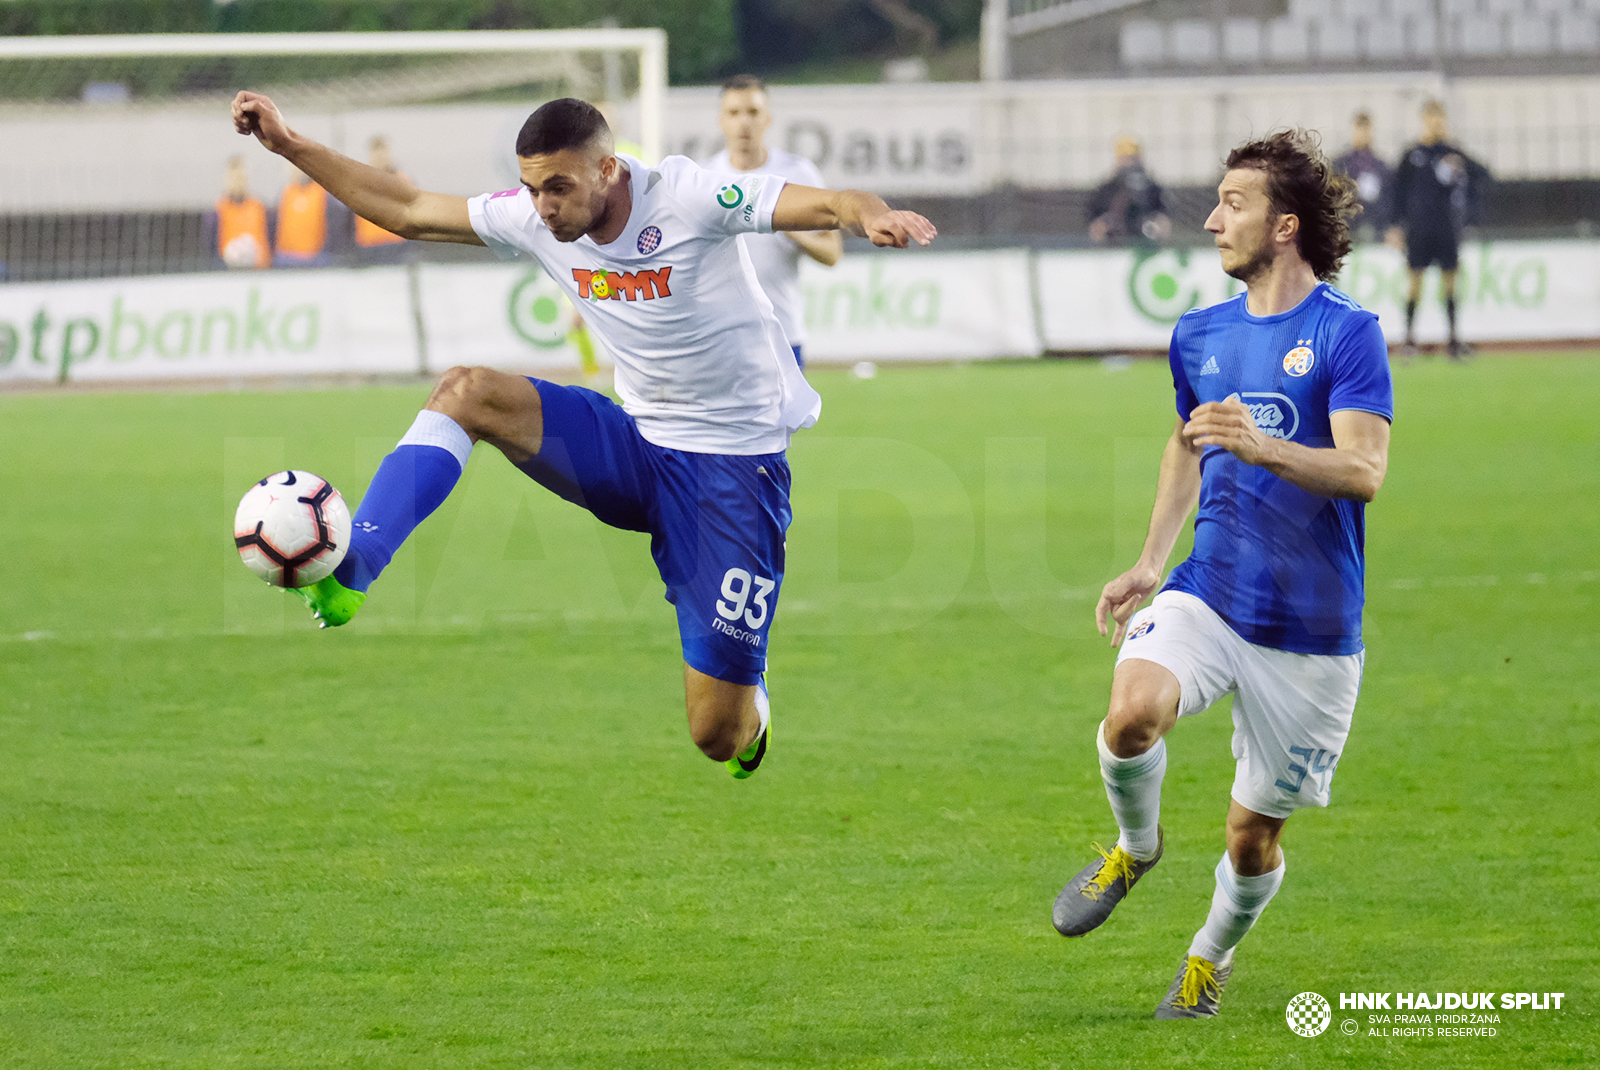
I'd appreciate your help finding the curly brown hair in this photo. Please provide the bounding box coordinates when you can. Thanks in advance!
[1225,129,1358,281]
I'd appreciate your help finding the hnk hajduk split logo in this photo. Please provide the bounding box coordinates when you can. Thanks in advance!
[1287,991,1333,1037]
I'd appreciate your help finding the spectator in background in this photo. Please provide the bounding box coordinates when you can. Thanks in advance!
[274,165,345,267]
[353,136,411,263]
[211,155,270,270]
[1334,111,1390,240]
[706,73,841,372]
[1387,99,1491,360]
[1088,136,1171,246]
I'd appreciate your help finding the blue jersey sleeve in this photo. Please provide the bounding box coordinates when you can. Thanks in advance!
[1326,314,1394,423]
[1169,322,1199,419]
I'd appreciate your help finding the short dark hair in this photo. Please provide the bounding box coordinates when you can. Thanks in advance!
[721,73,767,94]
[516,98,612,157]
[1225,129,1357,281]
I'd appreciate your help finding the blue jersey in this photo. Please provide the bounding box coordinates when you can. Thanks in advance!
[1163,283,1393,656]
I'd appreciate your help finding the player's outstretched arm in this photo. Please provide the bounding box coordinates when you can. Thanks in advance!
[231,91,483,247]
[1096,417,1203,645]
[772,184,936,248]
[1183,401,1389,502]
[787,228,844,266]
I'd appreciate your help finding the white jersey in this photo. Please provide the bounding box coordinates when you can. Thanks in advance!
[468,153,821,455]
[705,148,825,346]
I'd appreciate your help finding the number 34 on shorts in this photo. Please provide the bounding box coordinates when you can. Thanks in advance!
[716,567,775,630]
[1276,745,1339,796]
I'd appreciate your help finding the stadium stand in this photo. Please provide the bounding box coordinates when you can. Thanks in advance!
[1115,0,1600,71]
[991,0,1600,79]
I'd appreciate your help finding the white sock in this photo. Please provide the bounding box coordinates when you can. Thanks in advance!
[1188,851,1286,964]
[397,409,474,469]
[753,679,770,735]
[1096,718,1166,860]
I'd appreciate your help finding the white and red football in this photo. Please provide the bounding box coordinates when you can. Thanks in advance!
[233,471,351,588]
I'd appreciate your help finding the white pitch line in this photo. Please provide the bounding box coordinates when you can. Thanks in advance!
[5,573,1595,646]
[1387,571,1597,590]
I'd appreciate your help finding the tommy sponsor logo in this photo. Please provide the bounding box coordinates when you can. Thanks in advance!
[636,225,662,254]
[1199,355,1220,376]
[572,266,673,301]
[1283,340,1315,376]
[1226,391,1300,440]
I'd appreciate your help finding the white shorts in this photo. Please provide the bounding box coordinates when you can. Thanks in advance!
[1116,590,1364,819]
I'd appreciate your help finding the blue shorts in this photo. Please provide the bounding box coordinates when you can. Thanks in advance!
[514,379,791,686]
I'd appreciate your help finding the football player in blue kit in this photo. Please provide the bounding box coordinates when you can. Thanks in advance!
[230,90,935,780]
[1050,130,1393,1018]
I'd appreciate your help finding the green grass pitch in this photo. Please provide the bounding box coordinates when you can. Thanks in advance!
[1,354,1596,1068]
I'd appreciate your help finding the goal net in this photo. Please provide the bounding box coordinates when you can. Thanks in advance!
[0,29,666,281]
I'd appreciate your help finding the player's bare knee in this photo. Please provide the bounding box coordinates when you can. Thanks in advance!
[1105,688,1173,758]
[1103,714,1160,758]
[686,704,741,761]
[1226,816,1284,876]
[425,365,494,429]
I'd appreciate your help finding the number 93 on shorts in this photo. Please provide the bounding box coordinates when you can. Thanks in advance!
[652,452,792,688]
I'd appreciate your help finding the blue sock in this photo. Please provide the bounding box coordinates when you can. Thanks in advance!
[334,410,474,592]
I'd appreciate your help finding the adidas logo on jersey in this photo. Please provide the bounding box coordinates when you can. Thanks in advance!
[1200,356,1220,376]
[573,266,674,302]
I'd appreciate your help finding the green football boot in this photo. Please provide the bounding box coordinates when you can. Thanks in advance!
[291,573,366,628]
[726,676,770,780]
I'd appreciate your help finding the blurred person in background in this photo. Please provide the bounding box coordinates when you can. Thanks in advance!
[211,155,269,270]
[353,136,410,264]
[1334,111,1390,241]
[274,164,345,267]
[1386,100,1491,360]
[1088,136,1171,246]
[706,74,841,372]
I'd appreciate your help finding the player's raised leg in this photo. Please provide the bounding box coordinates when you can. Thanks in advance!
[1053,657,1178,936]
[1154,801,1286,1019]
[656,451,789,778]
[684,665,768,773]
[296,366,543,627]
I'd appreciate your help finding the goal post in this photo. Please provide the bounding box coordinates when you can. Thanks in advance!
[0,29,668,280]
[0,29,667,162]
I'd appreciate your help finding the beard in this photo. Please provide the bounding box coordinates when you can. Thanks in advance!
[1222,231,1275,284]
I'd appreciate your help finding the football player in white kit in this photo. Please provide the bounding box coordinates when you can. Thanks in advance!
[230,91,935,779]
[705,74,842,371]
